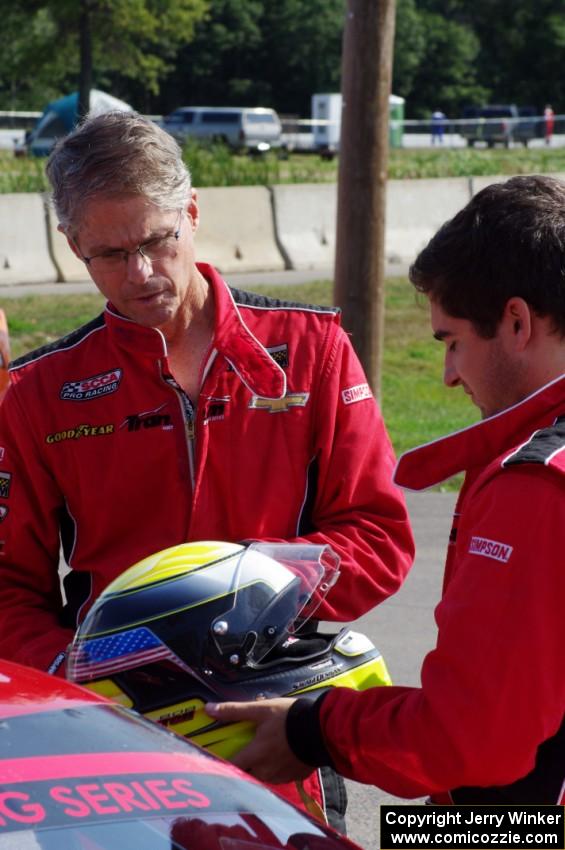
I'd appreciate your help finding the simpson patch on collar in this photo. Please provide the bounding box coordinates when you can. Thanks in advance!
[342,383,372,405]
[249,392,309,413]
[469,536,513,563]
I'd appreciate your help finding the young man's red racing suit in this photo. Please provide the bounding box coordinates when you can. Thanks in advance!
[0,263,414,823]
[286,374,565,804]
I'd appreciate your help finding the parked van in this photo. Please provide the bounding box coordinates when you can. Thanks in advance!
[162,106,282,151]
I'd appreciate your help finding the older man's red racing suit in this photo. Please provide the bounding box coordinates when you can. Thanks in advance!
[286,375,565,803]
[0,263,414,823]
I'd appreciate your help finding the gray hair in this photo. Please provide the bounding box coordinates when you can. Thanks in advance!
[46,111,192,233]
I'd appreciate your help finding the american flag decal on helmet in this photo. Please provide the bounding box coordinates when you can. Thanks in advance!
[69,626,178,680]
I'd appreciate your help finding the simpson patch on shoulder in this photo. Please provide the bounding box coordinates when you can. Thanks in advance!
[342,383,372,405]
[469,536,513,563]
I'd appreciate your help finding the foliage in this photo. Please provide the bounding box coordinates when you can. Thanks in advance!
[0,154,48,193]
[392,0,427,102]
[387,146,565,178]
[257,0,344,115]
[159,0,266,113]
[1,0,565,120]
[4,143,565,194]
[159,0,345,116]
[0,0,208,111]
[0,5,68,109]
[402,11,488,118]
[180,140,339,186]
[413,0,565,115]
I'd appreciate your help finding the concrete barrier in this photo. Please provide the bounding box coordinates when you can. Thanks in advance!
[272,183,337,270]
[195,186,285,273]
[272,179,474,273]
[46,203,91,282]
[0,193,57,285]
[11,175,557,287]
[385,177,472,268]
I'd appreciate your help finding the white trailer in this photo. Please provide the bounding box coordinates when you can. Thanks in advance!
[311,92,405,155]
[311,93,342,153]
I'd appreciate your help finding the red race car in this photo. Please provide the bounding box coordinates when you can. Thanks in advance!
[0,660,361,850]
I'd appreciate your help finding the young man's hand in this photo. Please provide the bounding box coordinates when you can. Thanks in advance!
[205,698,313,783]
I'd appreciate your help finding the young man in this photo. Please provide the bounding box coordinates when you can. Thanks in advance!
[0,111,413,827]
[208,174,565,804]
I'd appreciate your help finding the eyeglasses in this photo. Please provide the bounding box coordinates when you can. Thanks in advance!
[80,212,183,274]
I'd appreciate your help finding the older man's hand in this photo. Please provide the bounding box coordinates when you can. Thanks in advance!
[205,698,313,783]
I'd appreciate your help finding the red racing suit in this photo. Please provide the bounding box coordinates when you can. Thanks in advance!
[287,374,565,803]
[0,263,413,820]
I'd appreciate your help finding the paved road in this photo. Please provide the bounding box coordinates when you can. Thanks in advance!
[338,490,456,849]
[0,264,411,299]
[0,269,339,298]
[3,127,565,151]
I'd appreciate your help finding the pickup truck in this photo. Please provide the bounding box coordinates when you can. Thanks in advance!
[459,104,539,148]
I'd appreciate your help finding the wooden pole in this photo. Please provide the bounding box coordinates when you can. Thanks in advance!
[333,0,397,400]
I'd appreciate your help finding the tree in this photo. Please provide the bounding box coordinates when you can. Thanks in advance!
[259,0,345,115]
[0,0,208,111]
[78,1,94,119]
[3,0,564,119]
[158,0,345,115]
[406,10,487,117]
[392,0,426,101]
[461,0,565,110]
[0,6,70,109]
[159,0,265,113]
[416,0,565,113]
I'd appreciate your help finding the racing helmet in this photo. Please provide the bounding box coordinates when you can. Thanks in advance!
[67,541,391,760]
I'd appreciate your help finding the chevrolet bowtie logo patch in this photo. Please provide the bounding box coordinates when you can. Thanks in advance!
[249,392,310,413]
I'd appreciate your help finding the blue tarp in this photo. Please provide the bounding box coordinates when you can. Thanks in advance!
[28,89,132,155]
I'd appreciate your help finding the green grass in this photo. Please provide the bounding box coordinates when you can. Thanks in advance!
[0,153,49,193]
[4,278,476,489]
[182,140,339,187]
[3,142,565,193]
[388,145,565,179]
[7,292,105,353]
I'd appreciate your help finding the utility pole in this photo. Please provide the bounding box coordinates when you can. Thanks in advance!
[334,0,397,400]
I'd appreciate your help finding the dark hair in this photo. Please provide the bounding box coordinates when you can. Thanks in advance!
[409,175,565,337]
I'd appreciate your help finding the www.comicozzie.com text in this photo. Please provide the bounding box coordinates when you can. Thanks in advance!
[381,805,564,849]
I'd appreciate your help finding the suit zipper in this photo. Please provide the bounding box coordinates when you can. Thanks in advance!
[161,368,196,490]
[179,391,196,490]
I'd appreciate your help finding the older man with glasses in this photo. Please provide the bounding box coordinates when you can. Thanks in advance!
[0,111,414,830]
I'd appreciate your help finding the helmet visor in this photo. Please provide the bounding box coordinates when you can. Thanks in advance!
[210,543,340,667]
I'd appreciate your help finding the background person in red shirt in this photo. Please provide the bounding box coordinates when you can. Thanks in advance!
[544,104,555,145]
